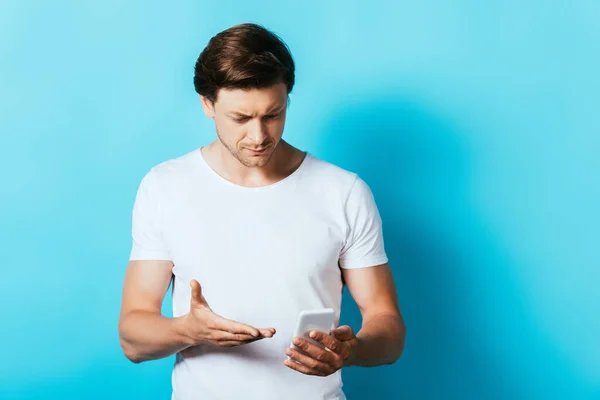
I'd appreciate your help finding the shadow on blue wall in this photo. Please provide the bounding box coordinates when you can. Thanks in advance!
[314,93,580,399]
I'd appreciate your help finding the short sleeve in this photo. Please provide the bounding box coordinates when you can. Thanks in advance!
[338,176,388,269]
[129,168,172,261]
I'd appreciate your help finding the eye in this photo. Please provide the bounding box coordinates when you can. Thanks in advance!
[264,113,280,120]
[233,117,249,124]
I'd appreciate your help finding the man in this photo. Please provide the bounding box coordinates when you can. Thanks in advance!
[118,23,406,400]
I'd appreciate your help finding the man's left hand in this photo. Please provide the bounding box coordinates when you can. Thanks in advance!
[284,325,358,376]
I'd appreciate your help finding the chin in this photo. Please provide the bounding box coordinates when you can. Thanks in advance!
[236,152,273,168]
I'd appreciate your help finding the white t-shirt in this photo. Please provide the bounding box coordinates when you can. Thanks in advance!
[129,148,388,400]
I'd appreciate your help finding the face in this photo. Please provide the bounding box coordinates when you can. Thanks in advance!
[200,83,288,168]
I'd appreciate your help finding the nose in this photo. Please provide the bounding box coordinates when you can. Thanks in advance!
[247,119,268,145]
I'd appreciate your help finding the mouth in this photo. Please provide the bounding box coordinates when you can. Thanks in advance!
[244,147,269,155]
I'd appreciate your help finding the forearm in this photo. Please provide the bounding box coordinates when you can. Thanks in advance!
[118,310,193,363]
[348,313,406,367]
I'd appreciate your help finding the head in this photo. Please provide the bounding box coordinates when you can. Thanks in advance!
[194,23,295,167]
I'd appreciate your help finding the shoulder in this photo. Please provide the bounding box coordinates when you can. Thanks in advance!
[303,154,378,211]
[150,149,200,179]
[304,153,360,190]
[140,148,201,189]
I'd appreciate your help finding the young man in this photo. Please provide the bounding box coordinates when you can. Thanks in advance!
[118,23,406,400]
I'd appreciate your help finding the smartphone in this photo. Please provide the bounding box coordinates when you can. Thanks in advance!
[289,308,336,358]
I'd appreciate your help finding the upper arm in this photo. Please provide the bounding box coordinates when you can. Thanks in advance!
[342,263,401,321]
[338,177,388,270]
[120,260,174,317]
[338,176,399,319]
[122,168,174,316]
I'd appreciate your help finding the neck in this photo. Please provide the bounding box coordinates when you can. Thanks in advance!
[202,140,305,188]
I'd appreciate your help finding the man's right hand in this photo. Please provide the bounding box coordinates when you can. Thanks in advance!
[182,279,275,348]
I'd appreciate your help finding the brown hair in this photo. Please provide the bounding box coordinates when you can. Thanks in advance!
[193,23,295,102]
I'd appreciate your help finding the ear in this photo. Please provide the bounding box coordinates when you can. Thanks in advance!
[200,95,216,118]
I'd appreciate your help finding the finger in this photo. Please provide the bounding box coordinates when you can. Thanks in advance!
[285,347,335,374]
[189,280,210,310]
[283,357,330,376]
[210,314,261,337]
[259,328,276,338]
[330,325,354,341]
[308,330,343,354]
[214,331,263,342]
[291,337,338,366]
[217,338,262,347]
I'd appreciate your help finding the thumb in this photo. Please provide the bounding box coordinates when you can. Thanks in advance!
[330,325,355,341]
[190,279,211,310]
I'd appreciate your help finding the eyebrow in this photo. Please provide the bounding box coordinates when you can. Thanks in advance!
[228,104,286,118]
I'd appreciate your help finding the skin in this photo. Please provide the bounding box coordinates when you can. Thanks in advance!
[284,265,406,375]
[118,83,406,374]
[198,83,306,188]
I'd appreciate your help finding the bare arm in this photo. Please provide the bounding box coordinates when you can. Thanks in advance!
[343,263,406,367]
[118,260,192,363]
[118,260,274,363]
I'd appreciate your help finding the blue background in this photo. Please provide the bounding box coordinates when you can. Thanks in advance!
[1,1,599,399]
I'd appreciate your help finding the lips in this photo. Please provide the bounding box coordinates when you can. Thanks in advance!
[245,147,268,154]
